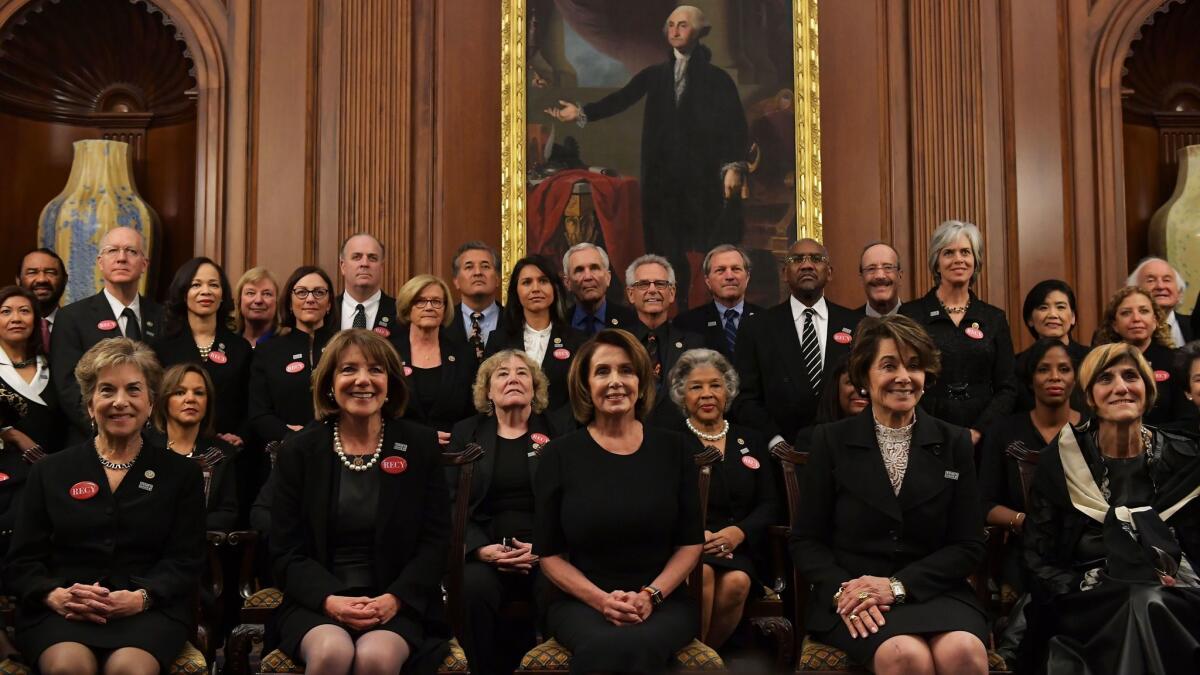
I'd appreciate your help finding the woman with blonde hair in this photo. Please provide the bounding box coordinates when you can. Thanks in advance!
[1094,286,1187,425]
[233,267,279,348]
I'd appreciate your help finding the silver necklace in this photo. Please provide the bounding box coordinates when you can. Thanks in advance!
[333,421,384,472]
[97,437,142,471]
[686,418,729,442]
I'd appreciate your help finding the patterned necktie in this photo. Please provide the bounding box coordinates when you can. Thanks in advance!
[352,303,366,329]
[801,308,821,394]
[723,308,739,355]
[121,307,141,341]
[469,312,485,361]
[646,332,662,380]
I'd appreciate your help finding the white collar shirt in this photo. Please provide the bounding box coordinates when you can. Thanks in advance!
[341,289,382,330]
[790,295,828,359]
[103,288,142,337]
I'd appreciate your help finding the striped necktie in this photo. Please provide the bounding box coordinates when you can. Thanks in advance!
[723,308,739,354]
[801,308,822,394]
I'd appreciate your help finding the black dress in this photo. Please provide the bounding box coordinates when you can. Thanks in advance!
[534,426,703,674]
[3,437,205,668]
[1012,340,1090,413]
[154,325,254,437]
[0,358,63,552]
[247,325,336,444]
[390,330,477,435]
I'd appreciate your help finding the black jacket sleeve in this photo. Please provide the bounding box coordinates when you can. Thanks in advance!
[131,460,207,606]
[383,439,451,616]
[582,67,651,123]
[48,310,90,437]
[731,315,781,440]
[4,459,66,608]
[974,313,1018,431]
[248,352,292,443]
[788,424,853,600]
[270,442,345,611]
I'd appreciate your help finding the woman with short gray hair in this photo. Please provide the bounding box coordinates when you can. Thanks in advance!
[667,348,780,650]
[901,220,1016,442]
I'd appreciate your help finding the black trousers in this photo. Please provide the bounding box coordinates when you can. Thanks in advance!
[459,561,539,675]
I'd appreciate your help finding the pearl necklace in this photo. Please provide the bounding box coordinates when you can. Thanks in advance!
[197,339,215,360]
[686,418,730,442]
[333,421,384,472]
[97,437,142,471]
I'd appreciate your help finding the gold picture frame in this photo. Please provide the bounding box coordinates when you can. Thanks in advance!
[499,0,822,291]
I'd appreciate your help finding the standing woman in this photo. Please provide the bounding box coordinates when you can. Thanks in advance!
[389,275,475,444]
[485,256,585,413]
[791,315,988,674]
[1014,280,1090,412]
[900,220,1016,443]
[534,329,703,672]
[1094,286,1189,425]
[5,338,205,674]
[270,330,449,675]
[248,266,337,444]
[155,257,253,444]
[234,267,279,348]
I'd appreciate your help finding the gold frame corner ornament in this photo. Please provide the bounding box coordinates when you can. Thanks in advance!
[499,0,822,287]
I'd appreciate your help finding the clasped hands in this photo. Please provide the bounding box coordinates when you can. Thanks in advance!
[324,593,400,630]
[835,576,895,639]
[595,589,653,627]
[46,583,144,623]
[477,538,539,574]
[703,527,745,558]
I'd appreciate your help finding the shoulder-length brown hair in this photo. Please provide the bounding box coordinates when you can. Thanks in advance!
[155,363,217,438]
[566,329,655,424]
[847,315,941,391]
[311,329,409,419]
[1095,286,1174,348]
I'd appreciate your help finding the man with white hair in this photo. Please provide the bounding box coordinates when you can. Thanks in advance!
[1129,257,1193,346]
[545,5,749,305]
[562,242,637,334]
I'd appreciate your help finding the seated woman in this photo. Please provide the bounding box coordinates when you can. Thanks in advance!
[149,363,239,531]
[270,330,450,675]
[534,329,703,672]
[793,357,869,451]
[1021,343,1200,674]
[448,349,556,675]
[790,315,988,675]
[4,338,205,675]
[1014,280,1090,412]
[667,348,780,650]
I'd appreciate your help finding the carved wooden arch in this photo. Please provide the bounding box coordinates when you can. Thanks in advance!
[0,0,229,261]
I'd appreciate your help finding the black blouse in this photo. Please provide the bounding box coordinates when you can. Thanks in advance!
[247,325,336,443]
[484,434,535,542]
[979,412,1056,516]
[154,326,254,436]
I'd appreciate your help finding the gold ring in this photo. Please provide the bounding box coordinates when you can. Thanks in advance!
[857,591,870,601]
[848,614,859,622]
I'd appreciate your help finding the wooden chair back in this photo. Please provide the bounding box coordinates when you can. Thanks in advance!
[442,441,486,639]
[690,446,722,616]
[770,443,809,640]
[1005,441,1041,508]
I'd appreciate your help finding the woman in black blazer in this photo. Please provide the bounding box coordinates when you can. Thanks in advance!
[154,257,253,444]
[389,275,476,443]
[667,348,780,651]
[4,337,205,674]
[485,256,585,413]
[447,349,557,675]
[270,330,449,674]
[791,315,988,674]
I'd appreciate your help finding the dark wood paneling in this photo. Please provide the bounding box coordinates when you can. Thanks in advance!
[143,120,199,299]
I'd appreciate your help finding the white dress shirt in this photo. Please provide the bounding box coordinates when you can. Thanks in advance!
[865,300,902,318]
[790,295,828,359]
[524,323,553,365]
[103,289,142,337]
[340,290,382,330]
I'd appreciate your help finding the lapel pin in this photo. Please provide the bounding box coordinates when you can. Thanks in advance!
[737,438,745,445]
[97,319,118,331]
[554,336,562,344]
[707,321,718,327]
[742,456,761,470]
[674,341,683,349]
[929,310,939,317]
[145,321,154,327]
[138,481,154,492]
[740,447,750,455]
[393,442,408,452]
[381,456,407,474]
[448,354,456,362]
[292,353,303,360]
[944,470,960,481]
[610,318,619,325]
[144,470,155,479]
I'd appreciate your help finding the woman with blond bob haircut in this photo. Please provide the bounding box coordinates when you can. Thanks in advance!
[1020,341,1200,674]
[448,349,556,674]
[269,329,450,675]
[233,266,280,347]
[1094,286,1184,425]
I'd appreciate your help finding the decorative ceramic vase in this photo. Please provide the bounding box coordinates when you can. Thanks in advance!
[37,140,159,304]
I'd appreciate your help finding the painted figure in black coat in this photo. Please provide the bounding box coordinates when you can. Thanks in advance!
[332,234,399,335]
[545,5,748,304]
[51,227,163,446]
[562,243,638,335]
[448,241,504,362]
[673,244,762,360]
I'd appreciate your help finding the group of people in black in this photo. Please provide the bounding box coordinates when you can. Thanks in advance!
[1,220,1199,674]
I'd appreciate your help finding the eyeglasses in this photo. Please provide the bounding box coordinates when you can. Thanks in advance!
[784,253,827,265]
[99,246,143,259]
[860,264,899,275]
[414,297,446,309]
[629,280,674,291]
[292,287,330,300]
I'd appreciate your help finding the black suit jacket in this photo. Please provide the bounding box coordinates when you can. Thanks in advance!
[389,329,479,434]
[732,299,858,440]
[447,303,507,359]
[4,437,205,628]
[247,326,336,444]
[672,301,764,359]
[485,322,587,412]
[331,292,399,335]
[789,411,985,632]
[50,292,164,444]
[627,321,705,429]
[565,301,639,334]
[270,419,448,619]
[154,325,254,436]
[446,413,559,556]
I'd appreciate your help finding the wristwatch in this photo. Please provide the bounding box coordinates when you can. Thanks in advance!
[888,577,907,604]
[640,585,664,607]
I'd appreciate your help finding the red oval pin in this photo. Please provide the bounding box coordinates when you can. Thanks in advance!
[742,456,761,470]
[70,481,100,500]
[381,456,407,474]
[833,332,852,345]
[0,472,9,482]
[97,319,118,331]
[373,326,391,337]
[531,433,550,445]
[1155,369,1170,382]
[285,361,305,374]
[553,348,571,360]
[208,351,228,364]
[965,327,984,340]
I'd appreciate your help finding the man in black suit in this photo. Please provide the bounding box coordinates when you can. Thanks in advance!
[332,233,399,337]
[673,244,762,359]
[624,255,704,428]
[50,226,164,444]
[1127,256,1194,346]
[448,240,503,361]
[851,241,904,323]
[562,243,638,334]
[733,238,859,449]
[16,247,67,353]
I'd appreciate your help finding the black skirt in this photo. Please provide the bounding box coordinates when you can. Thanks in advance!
[546,594,697,674]
[815,594,988,666]
[17,609,189,668]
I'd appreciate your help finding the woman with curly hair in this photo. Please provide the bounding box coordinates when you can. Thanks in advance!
[1094,286,1189,425]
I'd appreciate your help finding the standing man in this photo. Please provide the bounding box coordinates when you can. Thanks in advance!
[562,242,637,334]
[624,255,703,428]
[853,241,904,321]
[733,239,858,448]
[333,233,398,336]
[448,241,504,361]
[673,244,762,358]
[1127,257,1193,346]
[50,226,164,444]
[545,5,748,305]
[16,247,67,354]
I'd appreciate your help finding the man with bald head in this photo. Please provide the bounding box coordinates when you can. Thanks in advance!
[853,241,904,320]
[333,233,398,335]
[50,226,164,443]
[732,239,858,447]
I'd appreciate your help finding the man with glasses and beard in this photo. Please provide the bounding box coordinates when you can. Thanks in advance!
[853,242,904,321]
[15,248,67,354]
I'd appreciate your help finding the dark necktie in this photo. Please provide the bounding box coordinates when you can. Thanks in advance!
[646,332,662,380]
[801,308,821,394]
[723,308,739,355]
[39,317,51,354]
[352,303,366,329]
[584,314,600,336]
[469,312,485,361]
[121,308,142,341]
